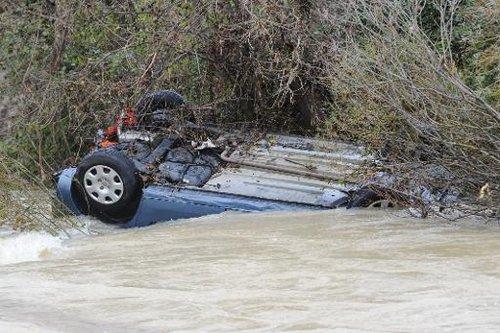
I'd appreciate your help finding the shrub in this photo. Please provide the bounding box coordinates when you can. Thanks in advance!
[0,0,498,217]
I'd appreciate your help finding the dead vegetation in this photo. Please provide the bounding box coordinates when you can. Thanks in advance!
[0,0,498,223]
[0,152,84,234]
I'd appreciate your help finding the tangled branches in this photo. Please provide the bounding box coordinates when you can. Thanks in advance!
[0,0,498,217]
[316,1,499,217]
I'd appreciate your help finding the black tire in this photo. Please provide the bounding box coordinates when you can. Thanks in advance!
[347,188,382,209]
[74,149,142,223]
[135,90,185,124]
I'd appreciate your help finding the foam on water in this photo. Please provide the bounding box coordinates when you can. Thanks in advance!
[0,232,64,265]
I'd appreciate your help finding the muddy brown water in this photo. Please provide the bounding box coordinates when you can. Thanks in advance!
[0,209,499,332]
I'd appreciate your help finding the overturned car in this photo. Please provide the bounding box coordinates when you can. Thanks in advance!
[55,91,386,227]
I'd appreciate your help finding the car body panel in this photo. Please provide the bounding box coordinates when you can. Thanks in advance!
[57,168,324,228]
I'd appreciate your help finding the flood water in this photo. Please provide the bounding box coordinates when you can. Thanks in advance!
[1,209,499,332]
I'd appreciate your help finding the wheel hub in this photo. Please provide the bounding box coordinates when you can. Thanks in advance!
[83,165,124,205]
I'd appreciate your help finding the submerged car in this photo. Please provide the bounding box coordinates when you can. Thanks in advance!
[55,90,384,227]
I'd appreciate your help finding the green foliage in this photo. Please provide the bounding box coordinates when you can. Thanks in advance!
[418,0,499,106]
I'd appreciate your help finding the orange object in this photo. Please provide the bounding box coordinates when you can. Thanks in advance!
[97,106,136,148]
[99,139,117,148]
[122,107,137,128]
[99,125,119,148]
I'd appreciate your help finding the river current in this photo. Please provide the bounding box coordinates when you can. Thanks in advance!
[1,209,499,332]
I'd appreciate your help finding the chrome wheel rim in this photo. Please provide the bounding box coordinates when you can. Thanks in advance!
[83,165,124,205]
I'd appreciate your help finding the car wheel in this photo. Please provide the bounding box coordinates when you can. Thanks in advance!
[74,149,142,223]
[135,90,185,125]
[347,188,382,208]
